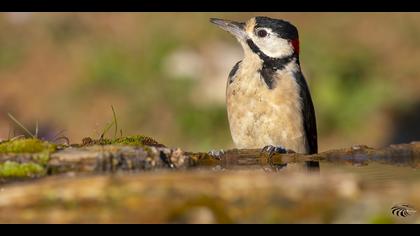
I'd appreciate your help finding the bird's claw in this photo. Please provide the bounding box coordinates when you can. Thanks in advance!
[261,145,287,157]
[208,149,225,160]
[261,145,288,171]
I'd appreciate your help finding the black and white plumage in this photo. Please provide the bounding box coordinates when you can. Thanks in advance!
[211,16,317,155]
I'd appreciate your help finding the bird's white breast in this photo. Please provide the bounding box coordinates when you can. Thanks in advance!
[226,57,308,153]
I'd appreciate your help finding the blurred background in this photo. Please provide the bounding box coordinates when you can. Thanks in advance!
[0,13,419,152]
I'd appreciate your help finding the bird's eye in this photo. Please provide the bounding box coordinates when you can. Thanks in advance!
[257,29,268,38]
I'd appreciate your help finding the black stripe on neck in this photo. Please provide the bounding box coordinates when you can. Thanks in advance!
[246,39,298,70]
[246,39,299,89]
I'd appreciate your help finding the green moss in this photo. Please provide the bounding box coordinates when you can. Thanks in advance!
[33,151,52,166]
[82,135,164,147]
[0,139,56,154]
[0,139,54,179]
[114,135,162,146]
[0,161,46,178]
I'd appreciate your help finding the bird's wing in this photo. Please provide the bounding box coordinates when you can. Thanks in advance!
[295,72,318,154]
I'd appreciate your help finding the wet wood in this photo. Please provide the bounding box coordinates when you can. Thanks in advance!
[48,142,420,174]
[1,142,419,178]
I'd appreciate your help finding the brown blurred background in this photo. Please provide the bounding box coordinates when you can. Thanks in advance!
[0,13,419,152]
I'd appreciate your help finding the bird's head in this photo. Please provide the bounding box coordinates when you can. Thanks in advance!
[210,16,299,60]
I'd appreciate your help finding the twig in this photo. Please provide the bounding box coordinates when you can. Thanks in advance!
[111,105,118,139]
[35,120,39,138]
[7,113,35,138]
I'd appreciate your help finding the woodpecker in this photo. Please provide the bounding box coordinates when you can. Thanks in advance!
[210,16,318,158]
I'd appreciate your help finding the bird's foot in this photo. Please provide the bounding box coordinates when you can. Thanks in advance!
[261,145,288,157]
[261,145,289,171]
[208,149,225,160]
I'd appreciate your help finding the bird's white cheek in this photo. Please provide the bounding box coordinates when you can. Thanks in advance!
[256,38,294,58]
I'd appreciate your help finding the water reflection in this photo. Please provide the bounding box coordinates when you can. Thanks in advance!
[215,148,420,186]
[268,160,320,173]
[305,161,320,172]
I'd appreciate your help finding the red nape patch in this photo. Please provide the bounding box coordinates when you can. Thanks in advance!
[291,39,300,55]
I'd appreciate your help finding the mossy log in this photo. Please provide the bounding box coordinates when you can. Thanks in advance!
[0,142,419,180]
[45,141,420,172]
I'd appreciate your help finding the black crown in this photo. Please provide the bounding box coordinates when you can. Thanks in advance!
[255,16,299,40]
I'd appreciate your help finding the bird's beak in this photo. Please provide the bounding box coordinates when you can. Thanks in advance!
[210,18,247,41]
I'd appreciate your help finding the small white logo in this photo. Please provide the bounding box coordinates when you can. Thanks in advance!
[391,204,417,217]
